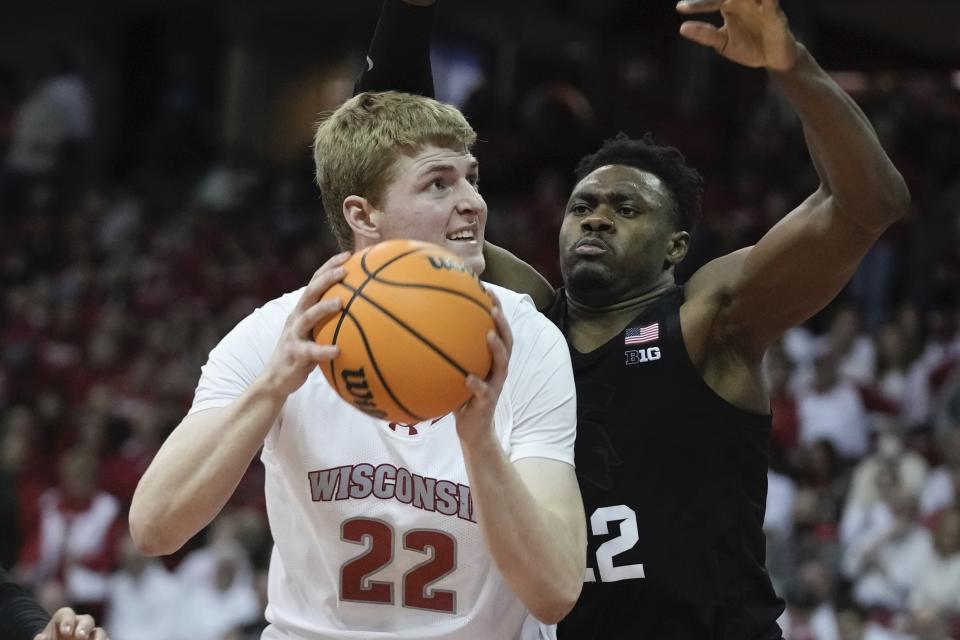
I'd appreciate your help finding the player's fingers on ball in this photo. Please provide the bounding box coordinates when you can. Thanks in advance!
[302,266,346,305]
[312,344,340,363]
[312,251,351,281]
[302,342,339,363]
[305,269,347,307]
[486,330,510,384]
[90,629,110,640]
[465,374,491,399]
[296,298,343,338]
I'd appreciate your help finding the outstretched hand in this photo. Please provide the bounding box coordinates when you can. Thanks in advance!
[677,0,800,72]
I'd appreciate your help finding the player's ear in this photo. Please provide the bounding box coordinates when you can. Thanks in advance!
[343,196,381,244]
[665,230,689,267]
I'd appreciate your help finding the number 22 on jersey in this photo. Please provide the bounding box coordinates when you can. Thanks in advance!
[340,517,458,614]
[585,505,646,583]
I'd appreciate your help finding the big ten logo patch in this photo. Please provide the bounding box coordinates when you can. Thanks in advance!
[625,347,661,366]
[341,367,387,419]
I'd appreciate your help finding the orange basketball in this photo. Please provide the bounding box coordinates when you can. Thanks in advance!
[313,239,494,424]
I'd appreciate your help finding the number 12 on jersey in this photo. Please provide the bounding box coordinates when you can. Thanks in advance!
[585,505,646,583]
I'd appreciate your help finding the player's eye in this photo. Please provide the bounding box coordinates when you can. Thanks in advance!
[570,204,591,215]
[619,207,639,217]
[430,179,448,191]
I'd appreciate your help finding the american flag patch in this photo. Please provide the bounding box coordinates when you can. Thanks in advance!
[625,323,659,346]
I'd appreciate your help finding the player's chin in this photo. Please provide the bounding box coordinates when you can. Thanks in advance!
[564,258,615,291]
[446,240,485,275]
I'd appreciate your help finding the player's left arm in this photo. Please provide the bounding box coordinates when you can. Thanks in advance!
[678,0,910,358]
[455,293,585,624]
[354,0,437,98]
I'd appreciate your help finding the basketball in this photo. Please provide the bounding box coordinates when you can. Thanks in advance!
[313,239,495,424]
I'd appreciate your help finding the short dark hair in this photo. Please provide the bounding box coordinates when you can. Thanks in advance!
[574,132,704,232]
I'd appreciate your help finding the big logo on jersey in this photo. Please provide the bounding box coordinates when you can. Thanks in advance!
[308,464,476,523]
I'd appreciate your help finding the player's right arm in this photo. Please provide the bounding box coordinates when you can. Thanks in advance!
[129,253,350,556]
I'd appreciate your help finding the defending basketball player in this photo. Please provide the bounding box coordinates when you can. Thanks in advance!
[358,0,910,637]
[129,91,586,639]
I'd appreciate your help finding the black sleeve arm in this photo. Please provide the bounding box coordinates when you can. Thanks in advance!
[0,569,50,640]
[354,0,437,98]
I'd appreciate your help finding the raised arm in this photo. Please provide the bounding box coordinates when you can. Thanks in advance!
[679,0,910,358]
[354,0,437,98]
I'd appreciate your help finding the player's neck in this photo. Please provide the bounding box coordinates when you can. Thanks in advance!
[567,279,674,317]
[565,279,674,352]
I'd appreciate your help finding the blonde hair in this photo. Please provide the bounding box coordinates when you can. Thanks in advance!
[313,91,477,250]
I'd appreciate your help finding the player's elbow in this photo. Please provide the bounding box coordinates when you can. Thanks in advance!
[128,500,184,557]
[529,579,582,625]
[867,165,911,225]
[884,171,911,221]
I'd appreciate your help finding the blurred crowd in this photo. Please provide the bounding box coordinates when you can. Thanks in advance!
[1,28,960,640]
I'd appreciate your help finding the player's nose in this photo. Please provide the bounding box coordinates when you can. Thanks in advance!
[456,183,486,217]
[580,211,614,232]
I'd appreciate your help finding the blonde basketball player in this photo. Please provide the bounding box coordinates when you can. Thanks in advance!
[130,91,587,640]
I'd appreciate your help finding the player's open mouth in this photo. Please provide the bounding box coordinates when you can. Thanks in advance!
[446,229,477,242]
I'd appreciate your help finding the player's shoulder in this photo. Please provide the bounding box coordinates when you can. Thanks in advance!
[223,289,300,345]
[483,283,566,349]
[483,283,542,326]
[249,288,301,325]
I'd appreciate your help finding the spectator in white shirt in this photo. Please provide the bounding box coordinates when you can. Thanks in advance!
[105,534,184,640]
[799,350,871,459]
[910,509,960,616]
[844,490,932,611]
[919,428,960,519]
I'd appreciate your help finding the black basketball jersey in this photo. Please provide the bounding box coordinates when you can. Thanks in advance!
[547,287,785,640]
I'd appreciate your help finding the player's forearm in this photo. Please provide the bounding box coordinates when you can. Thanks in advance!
[773,45,910,232]
[460,433,583,624]
[354,0,437,98]
[129,378,284,555]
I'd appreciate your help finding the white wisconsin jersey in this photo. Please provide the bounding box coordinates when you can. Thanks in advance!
[189,283,576,640]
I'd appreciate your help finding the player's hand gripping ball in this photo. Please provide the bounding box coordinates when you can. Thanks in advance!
[313,240,494,424]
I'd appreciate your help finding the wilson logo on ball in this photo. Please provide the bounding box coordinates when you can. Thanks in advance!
[341,367,386,420]
[427,256,469,273]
